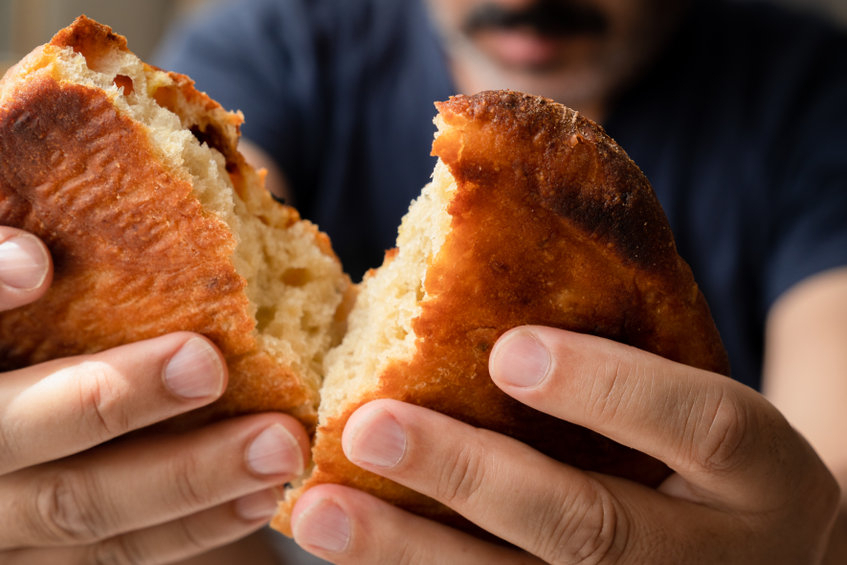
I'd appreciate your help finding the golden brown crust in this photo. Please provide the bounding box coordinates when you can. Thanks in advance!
[432,91,729,373]
[0,17,328,423]
[49,13,131,56]
[275,91,730,533]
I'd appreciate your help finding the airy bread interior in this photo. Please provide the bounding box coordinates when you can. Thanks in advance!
[275,120,457,512]
[319,124,455,421]
[29,42,348,403]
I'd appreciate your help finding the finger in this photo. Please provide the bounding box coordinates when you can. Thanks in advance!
[0,412,308,548]
[4,489,278,565]
[0,228,52,310]
[342,399,634,564]
[0,332,226,475]
[487,326,826,507]
[291,483,543,564]
[342,400,785,565]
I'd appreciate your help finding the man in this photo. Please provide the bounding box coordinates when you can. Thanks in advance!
[0,0,844,563]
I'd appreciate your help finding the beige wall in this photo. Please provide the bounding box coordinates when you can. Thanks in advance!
[0,0,221,71]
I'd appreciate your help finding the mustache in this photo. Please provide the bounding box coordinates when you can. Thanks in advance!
[461,1,609,37]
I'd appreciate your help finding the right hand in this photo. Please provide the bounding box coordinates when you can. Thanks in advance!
[0,227,308,564]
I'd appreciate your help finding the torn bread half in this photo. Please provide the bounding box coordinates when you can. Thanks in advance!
[0,16,353,426]
[273,90,730,534]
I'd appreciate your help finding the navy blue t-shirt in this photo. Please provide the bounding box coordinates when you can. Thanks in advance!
[158,0,847,392]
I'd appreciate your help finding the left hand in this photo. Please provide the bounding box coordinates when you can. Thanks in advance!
[289,326,840,564]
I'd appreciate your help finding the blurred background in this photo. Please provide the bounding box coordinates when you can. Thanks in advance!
[1,0,846,73]
[0,0,222,70]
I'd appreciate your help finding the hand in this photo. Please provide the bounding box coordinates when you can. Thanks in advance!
[0,227,309,564]
[290,325,840,564]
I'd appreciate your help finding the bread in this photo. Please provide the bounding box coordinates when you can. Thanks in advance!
[0,16,353,426]
[0,16,729,537]
[271,90,730,534]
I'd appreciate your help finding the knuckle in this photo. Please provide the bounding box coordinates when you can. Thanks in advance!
[0,415,24,471]
[388,538,422,565]
[73,361,131,440]
[690,387,750,473]
[169,453,211,511]
[433,434,488,508]
[91,515,208,565]
[171,515,210,557]
[33,470,111,545]
[542,481,624,565]
[88,536,141,565]
[583,356,639,425]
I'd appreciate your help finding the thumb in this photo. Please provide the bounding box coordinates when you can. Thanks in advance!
[0,228,52,310]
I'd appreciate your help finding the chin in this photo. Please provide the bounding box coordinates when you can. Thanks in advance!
[457,41,623,118]
[500,68,616,117]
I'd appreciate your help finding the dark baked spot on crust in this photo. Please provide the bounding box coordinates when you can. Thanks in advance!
[435,90,676,273]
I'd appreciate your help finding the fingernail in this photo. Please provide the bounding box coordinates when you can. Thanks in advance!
[163,338,225,399]
[490,330,550,388]
[344,408,406,469]
[234,489,279,522]
[246,424,304,476]
[0,234,49,290]
[294,498,351,554]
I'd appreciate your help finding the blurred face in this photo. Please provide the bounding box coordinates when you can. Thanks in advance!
[426,0,688,118]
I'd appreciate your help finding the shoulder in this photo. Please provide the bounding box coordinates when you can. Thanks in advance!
[158,0,433,76]
[168,0,424,41]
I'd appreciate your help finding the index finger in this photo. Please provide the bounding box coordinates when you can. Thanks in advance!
[0,332,226,475]
[488,326,827,509]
